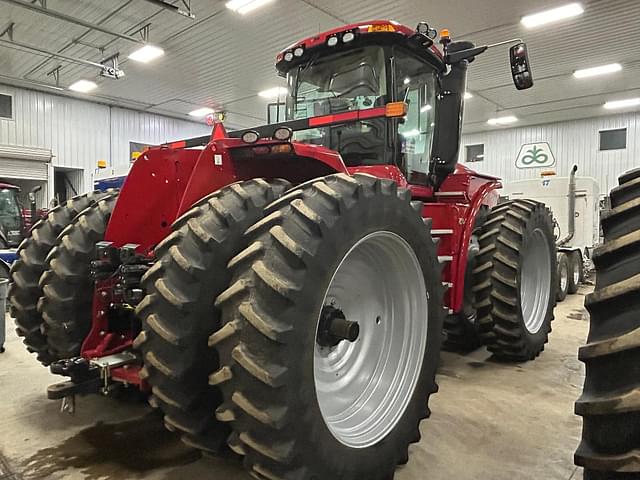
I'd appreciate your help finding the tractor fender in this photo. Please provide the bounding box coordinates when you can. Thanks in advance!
[104,148,205,254]
[450,179,502,313]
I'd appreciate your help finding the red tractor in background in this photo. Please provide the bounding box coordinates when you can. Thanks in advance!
[9,21,557,479]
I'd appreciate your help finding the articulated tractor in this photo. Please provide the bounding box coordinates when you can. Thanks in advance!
[10,20,557,479]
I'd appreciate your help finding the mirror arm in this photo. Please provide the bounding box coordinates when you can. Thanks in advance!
[445,38,525,65]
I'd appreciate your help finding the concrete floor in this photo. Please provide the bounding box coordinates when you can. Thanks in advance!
[0,288,590,480]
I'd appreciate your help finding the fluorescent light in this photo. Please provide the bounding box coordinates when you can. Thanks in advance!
[226,0,274,14]
[68,79,97,93]
[488,116,518,126]
[128,44,165,63]
[604,98,640,110]
[464,92,473,100]
[420,104,432,113]
[258,87,288,98]
[574,63,622,79]
[189,107,215,117]
[521,3,584,28]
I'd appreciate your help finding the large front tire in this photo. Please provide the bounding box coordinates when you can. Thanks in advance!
[8,191,112,365]
[134,179,290,454]
[475,199,557,361]
[212,174,443,479]
[575,167,640,479]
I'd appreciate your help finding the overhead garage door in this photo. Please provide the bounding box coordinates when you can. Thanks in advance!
[0,145,51,181]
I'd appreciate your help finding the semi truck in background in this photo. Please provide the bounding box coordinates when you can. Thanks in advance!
[502,166,600,301]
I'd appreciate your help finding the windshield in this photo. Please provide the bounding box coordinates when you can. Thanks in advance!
[286,46,390,166]
[0,189,21,235]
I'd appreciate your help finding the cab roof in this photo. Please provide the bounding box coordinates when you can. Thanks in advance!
[276,19,444,66]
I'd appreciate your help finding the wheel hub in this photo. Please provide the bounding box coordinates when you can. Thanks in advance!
[317,305,360,347]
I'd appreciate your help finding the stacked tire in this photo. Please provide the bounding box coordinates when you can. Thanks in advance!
[575,167,640,479]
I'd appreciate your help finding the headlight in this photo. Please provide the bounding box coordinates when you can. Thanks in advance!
[327,36,338,47]
[342,31,355,43]
[273,127,293,141]
[294,47,304,57]
[284,51,294,62]
[241,131,260,144]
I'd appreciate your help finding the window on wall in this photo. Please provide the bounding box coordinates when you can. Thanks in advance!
[599,128,627,151]
[0,94,12,119]
[466,144,485,162]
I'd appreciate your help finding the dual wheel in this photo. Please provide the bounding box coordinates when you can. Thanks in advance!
[136,174,444,478]
[444,199,557,361]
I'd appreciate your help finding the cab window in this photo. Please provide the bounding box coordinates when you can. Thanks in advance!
[393,48,438,185]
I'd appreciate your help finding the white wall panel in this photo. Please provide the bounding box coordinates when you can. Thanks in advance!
[0,84,211,203]
[461,112,640,195]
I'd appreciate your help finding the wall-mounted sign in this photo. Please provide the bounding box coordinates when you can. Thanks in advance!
[516,142,556,169]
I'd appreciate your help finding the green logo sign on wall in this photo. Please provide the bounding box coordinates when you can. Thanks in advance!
[516,142,556,169]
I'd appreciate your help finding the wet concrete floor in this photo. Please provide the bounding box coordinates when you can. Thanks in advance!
[0,288,590,479]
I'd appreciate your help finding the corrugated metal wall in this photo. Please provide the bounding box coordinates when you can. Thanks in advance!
[0,84,211,203]
[461,111,640,195]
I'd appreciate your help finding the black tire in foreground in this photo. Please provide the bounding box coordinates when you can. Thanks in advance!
[568,250,583,295]
[212,174,444,480]
[474,199,557,361]
[134,178,291,454]
[38,193,119,359]
[575,167,640,479]
[557,253,570,302]
[8,191,111,365]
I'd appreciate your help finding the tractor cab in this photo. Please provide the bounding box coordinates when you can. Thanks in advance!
[277,21,443,187]
[274,20,533,189]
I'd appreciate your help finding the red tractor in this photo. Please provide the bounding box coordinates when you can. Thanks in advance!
[9,21,557,479]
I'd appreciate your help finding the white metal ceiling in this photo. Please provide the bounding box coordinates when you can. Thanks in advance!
[0,0,638,132]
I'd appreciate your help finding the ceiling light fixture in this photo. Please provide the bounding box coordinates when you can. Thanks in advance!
[189,107,215,117]
[226,0,274,15]
[464,92,473,99]
[128,44,165,63]
[521,3,584,28]
[604,98,640,110]
[488,116,518,126]
[574,63,622,78]
[258,87,288,98]
[68,79,98,93]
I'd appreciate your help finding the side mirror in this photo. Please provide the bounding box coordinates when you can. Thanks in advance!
[510,43,534,90]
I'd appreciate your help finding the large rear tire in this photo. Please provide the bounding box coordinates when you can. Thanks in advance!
[575,168,640,479]
[38,193,119,358]
[134,179,291,454]
[212,174,443,479]
[475,199,557,361]
[8,191,112,365]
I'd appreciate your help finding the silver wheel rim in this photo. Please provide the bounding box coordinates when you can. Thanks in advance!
[520,228,552,334]
[572,259,580,285]
[313,231,428,449]
[560,261,569,293]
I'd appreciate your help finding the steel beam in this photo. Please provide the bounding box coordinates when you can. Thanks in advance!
[0,0,144,43]
[140,0,195,19]
[0,37,106,69]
